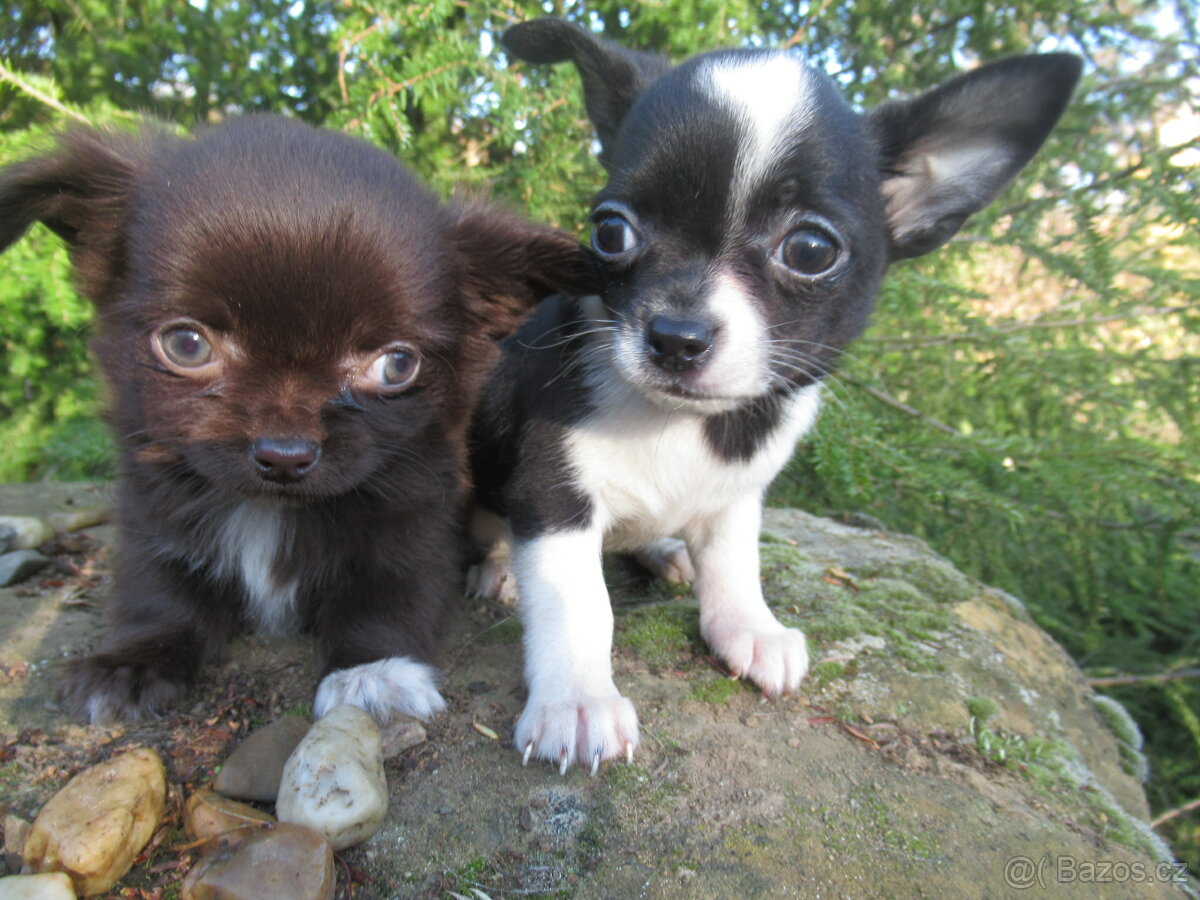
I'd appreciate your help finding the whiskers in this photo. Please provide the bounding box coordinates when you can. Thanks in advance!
[762,338,856,411]
[517,317,619,352]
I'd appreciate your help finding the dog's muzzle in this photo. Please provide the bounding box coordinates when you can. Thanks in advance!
[250,437,321,484]
[645,315,713,373]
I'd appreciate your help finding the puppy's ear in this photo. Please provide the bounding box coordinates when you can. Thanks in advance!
[0,126,157,303]
[448,203,600,341]
[867,53,1081,260]
[503,17,670,169]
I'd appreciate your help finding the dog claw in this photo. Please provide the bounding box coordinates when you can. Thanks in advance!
[522,743,533,766]
[625,742,634,765]
[559,754,570,776]
[590,752,600,777]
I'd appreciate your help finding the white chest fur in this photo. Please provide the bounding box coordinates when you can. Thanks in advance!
[212,501,298,634]
[566,382,822,548]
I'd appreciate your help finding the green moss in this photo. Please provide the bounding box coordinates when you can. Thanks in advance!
[810,660,847,682]
[281,703,312,720]
[478,618,523,645]
[723,822,773,861]
[967,702,1063,766]
[1093,694,1144,749]
[855,556,976,605]
[614,604,701,669]
[603,760,688,823]
[444,855,492,895]
[965,696,999,722]
[821,785,941,860]
[691,676,745,704]
[761,544,960,677]
[1093,695,1149,781]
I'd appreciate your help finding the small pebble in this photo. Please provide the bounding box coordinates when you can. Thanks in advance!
[180,823,333,900]
[184,790,275,842]
[0,872,77,899]
[24,748,166,896]
[381,716,427,760]
[213,717,310,803]
[3,815,31,874]
[0,517,53,552]
[276,705,387,850]
[0,551,50,588]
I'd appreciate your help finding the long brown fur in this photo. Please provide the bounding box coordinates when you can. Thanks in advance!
[0,115,596,722]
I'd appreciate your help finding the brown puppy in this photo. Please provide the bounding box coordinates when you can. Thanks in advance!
[0,115,595,724]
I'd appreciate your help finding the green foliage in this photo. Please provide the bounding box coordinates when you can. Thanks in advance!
[0,0,1196,865]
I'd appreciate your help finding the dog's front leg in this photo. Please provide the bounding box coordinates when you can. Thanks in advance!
[512,528,638,774]
[63,553,234,724]
[689,495,808,696]
[312,564,449,725]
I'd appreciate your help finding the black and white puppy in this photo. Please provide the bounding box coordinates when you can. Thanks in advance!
[469,18,1080,773]
[0,115,595,724]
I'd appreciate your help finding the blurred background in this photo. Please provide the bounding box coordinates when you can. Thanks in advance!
[1,0,1196,869]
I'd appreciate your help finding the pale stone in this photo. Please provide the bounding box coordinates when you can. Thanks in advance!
[0,872,77,899]
[381,715,427,759]
[3,814,31,873]
[275,705,387,850]
[180,823,333,900]
[45,507,110,534]
[24,748,166,896]
[184,790,275,842]
[212,716,310,802]
[0,518,53,551]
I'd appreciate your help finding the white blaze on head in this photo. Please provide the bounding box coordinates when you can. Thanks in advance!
[701,53,817,212]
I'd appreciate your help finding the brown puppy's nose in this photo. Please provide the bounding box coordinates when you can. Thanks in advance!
[250,438,321,483]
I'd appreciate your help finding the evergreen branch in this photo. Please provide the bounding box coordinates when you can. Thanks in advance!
[844,378,962,436]
[0,60,90,124]
[1087,669,1200,687]
[1151,796,1200,828]
[338,21,384,104]
[862,303,1196,349]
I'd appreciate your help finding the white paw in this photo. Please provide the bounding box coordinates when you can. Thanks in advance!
[703,621,809,697]
[313,656,447,724]
[465,554,519,606]
[515,692,640,775]
[633,537,695,584]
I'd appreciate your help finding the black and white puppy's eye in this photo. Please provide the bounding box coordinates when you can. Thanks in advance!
[155,324,214,370]
[590,210,640,258]
[778,226,842,276]
[364,344,421,393]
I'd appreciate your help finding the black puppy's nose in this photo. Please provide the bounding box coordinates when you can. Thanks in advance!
[646,315,714,372]
[251,438,321,484]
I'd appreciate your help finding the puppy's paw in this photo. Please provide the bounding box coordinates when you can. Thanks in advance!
[63,655,185,725]
[633,538,695,584]
[703,621,808,697]
[465,555,519,606]
[314,656,447,724]
[515,692,639,775]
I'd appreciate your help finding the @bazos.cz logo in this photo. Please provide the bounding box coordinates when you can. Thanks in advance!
[1003,854,1189,890]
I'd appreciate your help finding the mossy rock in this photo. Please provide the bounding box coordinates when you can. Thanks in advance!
[0,486,1187,898]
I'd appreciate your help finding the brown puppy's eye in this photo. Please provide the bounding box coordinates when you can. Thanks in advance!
[365,345,420,392]
[158,326,214,368]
